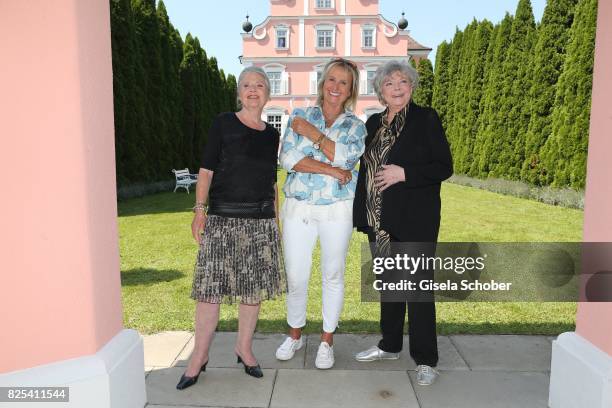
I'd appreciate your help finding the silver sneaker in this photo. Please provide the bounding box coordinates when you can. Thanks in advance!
[416,365,438,386]
[355,345,400,362]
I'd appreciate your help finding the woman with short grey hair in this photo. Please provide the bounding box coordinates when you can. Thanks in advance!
[353,59,453,386]
[371,60,419,105]
[236,66,271,107]
[177,66,285,389]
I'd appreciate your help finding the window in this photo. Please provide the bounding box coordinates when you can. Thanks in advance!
[267,72,281,95]
[276,27,288,49]
[363,29,374,48]
[267,114,282,133]
[366,70,376,95]
[361,25,376,49]
[310,65,325,94]
[316,0,332,8]
[317,30,333,48]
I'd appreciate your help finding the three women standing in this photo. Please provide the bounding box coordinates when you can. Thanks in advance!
[180,58,451,386]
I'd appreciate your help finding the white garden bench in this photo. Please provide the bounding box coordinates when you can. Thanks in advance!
[172,168,198,193]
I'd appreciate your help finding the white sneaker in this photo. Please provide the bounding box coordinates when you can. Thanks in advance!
[275,336,304,361]
[315,342,334,369]
[416,365,439,385]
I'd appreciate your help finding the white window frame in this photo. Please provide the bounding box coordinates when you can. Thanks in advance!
[267,113,283,133]
[264,107,288,141]
[361,63,380,96]
[309,63,326,95]
[315,24,336,50]
[315,0,334,9]
[361,24,377,49]
[263,64,289,96]
[275,25,289,50]
[366,70,376,95]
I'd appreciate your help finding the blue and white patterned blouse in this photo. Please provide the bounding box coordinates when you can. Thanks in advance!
[279,106,367,205]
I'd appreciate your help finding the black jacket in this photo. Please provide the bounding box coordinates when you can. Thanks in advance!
[353,103,453,242]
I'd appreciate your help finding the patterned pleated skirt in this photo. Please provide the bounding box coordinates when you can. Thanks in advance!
[191,215,286,304]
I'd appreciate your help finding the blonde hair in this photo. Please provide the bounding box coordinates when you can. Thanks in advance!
[316,58,360,111]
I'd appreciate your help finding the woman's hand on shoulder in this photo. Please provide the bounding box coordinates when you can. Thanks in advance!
[291,117,321,142]
[374,164,405,191]
[191,212,207,244]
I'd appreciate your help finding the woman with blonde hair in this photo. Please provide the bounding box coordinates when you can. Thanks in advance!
[275,58,367,369]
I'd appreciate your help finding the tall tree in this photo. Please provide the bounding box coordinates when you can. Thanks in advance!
[475,13,514,177]
[449,20,493,174]
[179,33,198,172]
[132,0,165,179]
[431,41,452,126]
[446,21,476,169]
[412,58,434,107]
[540,0,598,188]
[443,29,464,138]
[488,0,536,179]
[469,20,502,176]
[156,0,182,169]
[521,0,580,184]
[226,74,238,111]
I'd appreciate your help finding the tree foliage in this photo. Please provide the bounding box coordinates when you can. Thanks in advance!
[412,58,434,107]
[109,0,236,187]
[540,0,598,188]
[430,0,596,188]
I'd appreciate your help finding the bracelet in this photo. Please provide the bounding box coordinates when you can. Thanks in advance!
[192,203,207,213]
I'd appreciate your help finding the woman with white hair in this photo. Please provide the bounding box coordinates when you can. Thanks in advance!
[353,60,453,385]
[275,58,367,369]
[177,66,286,389]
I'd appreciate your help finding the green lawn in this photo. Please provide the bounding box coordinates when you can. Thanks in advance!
[119,171,581,335]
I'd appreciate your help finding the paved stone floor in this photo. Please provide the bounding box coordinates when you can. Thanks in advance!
[143,332,554,408]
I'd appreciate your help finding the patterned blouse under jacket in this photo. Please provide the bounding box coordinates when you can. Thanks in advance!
[279,106,367,205]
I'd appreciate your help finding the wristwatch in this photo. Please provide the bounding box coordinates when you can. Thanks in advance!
[313,133,326,150]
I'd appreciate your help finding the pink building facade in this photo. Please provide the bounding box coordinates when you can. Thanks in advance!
[240,0,431,135]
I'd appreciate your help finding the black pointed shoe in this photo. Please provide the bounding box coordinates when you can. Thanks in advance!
[236,355,263,378]
[176,362,208,390]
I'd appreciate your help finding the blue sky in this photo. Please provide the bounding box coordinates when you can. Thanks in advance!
[162,0,546,77]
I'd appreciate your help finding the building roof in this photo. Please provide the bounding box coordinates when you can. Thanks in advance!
[405,35,432,51]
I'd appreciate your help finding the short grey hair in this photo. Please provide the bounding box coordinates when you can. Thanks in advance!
[236,66,271,109]
[372,60,419,105]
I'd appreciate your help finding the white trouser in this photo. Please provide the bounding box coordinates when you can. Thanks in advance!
[281,199,354,333]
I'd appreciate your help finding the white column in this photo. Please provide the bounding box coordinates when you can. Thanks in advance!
[299,18,305,56]
[304,0,309,16]
[344,17,351,57]
[341,0,346,15]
